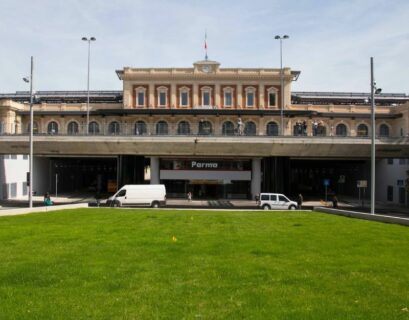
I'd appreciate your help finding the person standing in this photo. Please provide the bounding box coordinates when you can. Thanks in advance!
[297,194,303,209]
[237,118,244,136]
[332,195,338,208]
[187,191,192,202]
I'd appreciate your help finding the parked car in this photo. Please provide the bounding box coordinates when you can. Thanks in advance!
[107,184,166,208]
[259,193,298,210]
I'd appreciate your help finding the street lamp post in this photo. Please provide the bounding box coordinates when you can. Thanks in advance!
[82,37,96,134]
[275,35,289,136]
[23,56,34,208]
[370,57,382,215]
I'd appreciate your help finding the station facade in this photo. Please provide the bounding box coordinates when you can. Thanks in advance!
[0,59,409,203]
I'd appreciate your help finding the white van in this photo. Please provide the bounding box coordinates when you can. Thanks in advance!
[108,184,166,208]
[259,193,298,210]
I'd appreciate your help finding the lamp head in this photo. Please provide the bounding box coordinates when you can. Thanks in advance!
[90,37,96,41]
[283,35,289,39]
[23,77,29,83]
[375,88,382,94]
[82,37,88,41]
[274,35,280,39]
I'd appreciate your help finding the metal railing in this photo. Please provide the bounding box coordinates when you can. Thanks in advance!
[0,122,404,139]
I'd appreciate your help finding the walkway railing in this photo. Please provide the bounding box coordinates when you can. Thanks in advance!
[0,122,402,139]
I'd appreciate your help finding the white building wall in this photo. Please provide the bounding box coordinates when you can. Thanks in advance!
[376,158,409,206]
[0,155,29,199]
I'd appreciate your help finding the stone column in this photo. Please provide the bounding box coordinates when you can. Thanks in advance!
[251,158,261,200]
[150,157,160,184]
[259,84,264,109]
[215,83,221,108]
[193,83,199,107]
[237,84,242,109]
[149,83,155,108]
[170,83,177,109]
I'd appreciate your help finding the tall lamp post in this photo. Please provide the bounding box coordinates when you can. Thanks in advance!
[23,56,34,208]
[370,57,382,215]
[82,37,96,134]
[275,35,289,136]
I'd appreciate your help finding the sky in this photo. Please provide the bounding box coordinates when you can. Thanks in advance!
[0,0,408,94]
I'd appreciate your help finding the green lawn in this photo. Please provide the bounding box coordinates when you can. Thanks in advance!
[0,209,408,319]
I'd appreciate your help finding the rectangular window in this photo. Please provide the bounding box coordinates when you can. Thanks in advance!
[224,92,232,106]
[203,92,210,106]
[137,92,145,106]
[387,186,393,201]
[11,155,17,160]
[181,92,188,106]
[387,158,394,165]
[10,183,17,198]
[2,183,8,199]
[23,155,28,160]
[269,93,276,106]
[399,159,405,165]
[159,92,166,106]
[247,92,254,107]
[399,187,405,204]
[22,182,28,196]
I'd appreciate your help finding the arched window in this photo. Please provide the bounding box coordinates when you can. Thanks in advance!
[379,124,389,137]
[335,124,347,137]
[357,124,368,137]
[222,121,235,136]
[244,121,256,136]
[198,120,212,135]
[293,121,307,136]
[313,122,326,136]
[156,121,168,135]
[89,121,100,135]
[177,121,190,135]
[27,122,39,134]
[134,121,147,135]
[266,122,279,136]
[67,121,79,135]
[47,121,59,135]
[108,121,120,135]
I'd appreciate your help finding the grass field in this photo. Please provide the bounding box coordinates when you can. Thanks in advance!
[0,209,408,319]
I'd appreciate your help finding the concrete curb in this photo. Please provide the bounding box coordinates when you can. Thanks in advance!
[0,203,89,217]
[314,207,409,227]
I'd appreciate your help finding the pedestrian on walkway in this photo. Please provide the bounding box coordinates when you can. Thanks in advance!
[332,195,338,208]
[187,191,192,202]
[297,194,303,209]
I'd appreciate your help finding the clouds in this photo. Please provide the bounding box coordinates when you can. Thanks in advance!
[0,0,408,93]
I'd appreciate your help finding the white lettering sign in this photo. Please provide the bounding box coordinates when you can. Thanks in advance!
[191,161,218,169]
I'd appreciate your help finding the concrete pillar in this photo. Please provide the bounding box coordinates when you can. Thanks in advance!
[150,157,160,184]
[251,158,261,200]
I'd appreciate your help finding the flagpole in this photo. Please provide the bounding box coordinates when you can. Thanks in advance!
[205,31,207,60]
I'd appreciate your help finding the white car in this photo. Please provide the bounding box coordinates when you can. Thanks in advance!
[259,193,298,210]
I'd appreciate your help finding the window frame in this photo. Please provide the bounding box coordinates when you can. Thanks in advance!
[179,87,190,107]
[245,87,256,108]
[267,87,278,108]
[135,86,147,107]
[157,86,169,108]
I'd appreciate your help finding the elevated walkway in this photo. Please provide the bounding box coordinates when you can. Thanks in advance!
[1,135,408,158]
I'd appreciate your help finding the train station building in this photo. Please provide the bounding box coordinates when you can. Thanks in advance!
[1,59,409,203]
